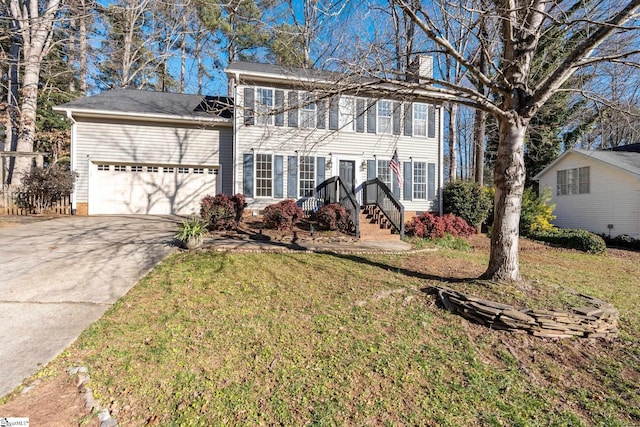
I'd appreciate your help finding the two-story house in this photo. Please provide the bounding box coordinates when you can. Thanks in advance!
[54,59,444,238]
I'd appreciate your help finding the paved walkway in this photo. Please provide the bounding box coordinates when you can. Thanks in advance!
[0,216,179,397]
[0,216,413,397]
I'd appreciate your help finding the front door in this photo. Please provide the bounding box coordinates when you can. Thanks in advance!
[339,160,355,194]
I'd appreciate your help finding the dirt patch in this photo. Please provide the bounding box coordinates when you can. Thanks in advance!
[0,374,98,426]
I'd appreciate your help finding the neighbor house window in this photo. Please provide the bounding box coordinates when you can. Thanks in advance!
[163,167,174,173]
[557,167,590,195]
[256,87,274,125]
[97,164,110,171]
[377,100,392,134]
[131,165,142,172]
[146,166,158,173]
[339,96,355,131]
[300,93,316,128]
[255,154,273,197]
[178,167,189,174]
[413,103,428,136]
[377,160,391,188]
[299,156,315,197]
[413,161,427,199]
[114,165,126,172]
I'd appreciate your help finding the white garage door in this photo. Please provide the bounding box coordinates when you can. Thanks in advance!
[89,162,220,215]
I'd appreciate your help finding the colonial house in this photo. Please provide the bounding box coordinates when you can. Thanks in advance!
[54,59,444,239]
[533,146,640,239]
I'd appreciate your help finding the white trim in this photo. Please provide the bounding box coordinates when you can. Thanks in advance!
[54,107,232,126]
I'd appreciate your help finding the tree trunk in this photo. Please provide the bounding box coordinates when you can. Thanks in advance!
[482,115,527,282]
[79,0,88,95]
[473,109,486,185]
[448,102,457,181]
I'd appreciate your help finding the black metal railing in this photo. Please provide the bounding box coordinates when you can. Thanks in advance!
[314,176,360,238]
[360,178,405,238]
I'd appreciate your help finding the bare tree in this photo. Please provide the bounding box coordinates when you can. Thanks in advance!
[382,0,640,282]
[5,0,63,184]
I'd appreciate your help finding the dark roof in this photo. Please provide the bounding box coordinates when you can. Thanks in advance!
[226,61,347,82]
[611,143,640,152]
[55,89,233,121]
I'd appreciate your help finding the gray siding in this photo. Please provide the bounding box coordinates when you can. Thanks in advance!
[235,83,442,213]
[73,117,229,203]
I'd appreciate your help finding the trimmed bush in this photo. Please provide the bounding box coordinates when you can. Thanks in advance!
[529,228,606,254]
[200,193,246,230]
[263,199,304,231]
[520,187,556,236]
[405,212,476,239]
[316,203,352,232]
[16,165,77,213]
[600,234,640,251]
[443,181,493,226]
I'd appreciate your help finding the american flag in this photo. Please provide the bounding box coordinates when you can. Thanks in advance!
[389,149,403,186]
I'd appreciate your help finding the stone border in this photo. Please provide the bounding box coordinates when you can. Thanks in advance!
[433,286,619,339]
[68,367,118,427]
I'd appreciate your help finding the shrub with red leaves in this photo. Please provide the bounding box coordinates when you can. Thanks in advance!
[263,199,304,231]
[405,212,475,239]
[200,193,246,230]
[316,203,352,232]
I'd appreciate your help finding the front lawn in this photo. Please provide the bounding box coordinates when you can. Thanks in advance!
[60,246,640,425]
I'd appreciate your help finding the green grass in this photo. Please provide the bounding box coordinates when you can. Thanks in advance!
[60,247,640,426]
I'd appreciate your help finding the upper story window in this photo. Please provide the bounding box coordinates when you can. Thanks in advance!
[256,88,274,125]
[339,96,355,132]
[413,103,428,136]
[377,100,393,134]
[300,93,316,128]
[557,167,589,195]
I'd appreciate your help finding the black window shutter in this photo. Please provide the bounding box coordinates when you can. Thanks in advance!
[393,102,401,135]
[403,162,412,200]
[243,153,254,197]
[329,97,339,130]
[317,100,326,129]
[274,155,283,198]
[392,170,400,197]
[274,90,284,126]
[428,105,436,138]
[356,98,365,132]
[287,156,298,198]
[288,91,298,127]
[316,157,325,191]
[428,163,436,200]
[404,103,413,136]
[367,160,376,180]
[244,88,254,125]
[367,100,376,133]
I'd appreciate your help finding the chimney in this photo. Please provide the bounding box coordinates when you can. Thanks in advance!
[407,55,433,82]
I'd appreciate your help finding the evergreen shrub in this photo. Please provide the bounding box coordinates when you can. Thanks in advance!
[529,228,606,254]
[263,199,304,231]
[200,193,246,230]
[443,181,492,226]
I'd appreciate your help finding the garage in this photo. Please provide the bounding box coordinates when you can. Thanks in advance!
[88,162,220,215]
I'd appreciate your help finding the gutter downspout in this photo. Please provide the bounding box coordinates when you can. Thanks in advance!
[66,110,78,215]
[232,72,239,195]
[438,105,444,216]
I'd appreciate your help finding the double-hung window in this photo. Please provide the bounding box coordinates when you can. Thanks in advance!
[413,161,427,199]
[413,103,428,136]
[377,100,393,134]
[377,160,391,188]
[256,88,274,125]
[300,93,316,128]
[339,96,355,131]
[255,154,273,197]
[557,167,589,195]
[299,156,315,197]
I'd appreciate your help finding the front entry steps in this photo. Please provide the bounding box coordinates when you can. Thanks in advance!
[359,205,401,241]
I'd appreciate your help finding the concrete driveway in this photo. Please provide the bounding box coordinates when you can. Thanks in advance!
[0,215,180,397]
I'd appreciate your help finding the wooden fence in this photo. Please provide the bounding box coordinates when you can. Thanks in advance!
[0,186,72,216]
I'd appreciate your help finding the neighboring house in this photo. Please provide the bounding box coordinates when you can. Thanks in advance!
[533,147,640,239]
[55,59,444,236]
